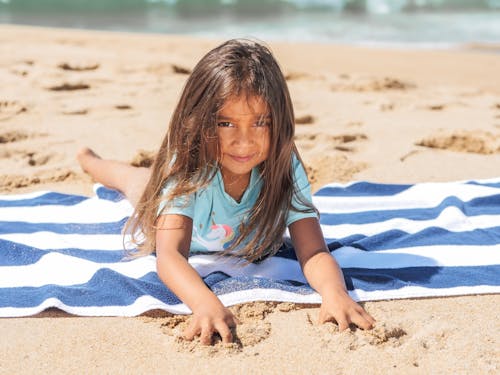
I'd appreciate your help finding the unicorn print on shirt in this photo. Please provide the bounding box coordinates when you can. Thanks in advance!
[192,221,235,251]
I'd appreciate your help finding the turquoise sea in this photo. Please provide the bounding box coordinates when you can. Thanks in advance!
[1,0,499,48]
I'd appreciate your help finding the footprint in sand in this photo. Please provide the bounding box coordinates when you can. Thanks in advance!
[171,64,191,75]
[61,108,88,115]
[10,60,36,77]
[380,103,395,111]
[58,62,100,71]
[47,82,90,91]
[115,104,132,110]
[10,68,29,77]
[295,132,367,152]
[294,132,368,186]
[304,154,367,189]
[332,133,368,152]
[295,114,315,125]
[145,302,277,355]
[332,76,416,92]
[0,169,76,191]
[416,130,500,154]
[143,63,176,76]
[24,151,54,167]
[285,72,309,81]
[0,130,30,144]
[0,148,55,167]
[0,101,28,121]
[60,102,89,115]
[130,149,156,168]
[426,104,446,111]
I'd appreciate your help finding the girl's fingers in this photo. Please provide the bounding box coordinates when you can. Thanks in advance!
[317,309,329,324]
[183,321,199,341]
[336,316,350,331]
[321,308,349,330]
[214,321,233,344]
[362,310,376,327]
[230,315,241,326]
[353,305,376,328]
[183,312,239,345]
[199,325,214,346]
[350,310,375,330]
[351,315,371,330]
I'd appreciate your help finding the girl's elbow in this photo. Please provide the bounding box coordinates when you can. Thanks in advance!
[156,248,188,270]
[298,247,329,267]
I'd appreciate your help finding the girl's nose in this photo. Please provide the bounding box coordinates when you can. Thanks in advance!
[233,127,255,146]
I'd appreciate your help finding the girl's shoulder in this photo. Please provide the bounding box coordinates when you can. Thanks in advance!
[291,152,307,180]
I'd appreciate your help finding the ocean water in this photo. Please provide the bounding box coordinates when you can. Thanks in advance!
[1,0,499,48]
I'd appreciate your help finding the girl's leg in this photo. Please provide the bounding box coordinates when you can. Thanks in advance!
[77,147,151,207]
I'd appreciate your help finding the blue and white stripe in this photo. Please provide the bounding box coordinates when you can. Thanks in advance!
[0,179,499,317]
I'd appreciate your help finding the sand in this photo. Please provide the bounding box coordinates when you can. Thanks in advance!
[0,24,499,374]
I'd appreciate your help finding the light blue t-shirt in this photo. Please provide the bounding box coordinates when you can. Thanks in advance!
[157,155,318,254]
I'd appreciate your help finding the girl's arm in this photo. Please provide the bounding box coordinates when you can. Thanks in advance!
[289,217,375,330]
[155,214,238,345]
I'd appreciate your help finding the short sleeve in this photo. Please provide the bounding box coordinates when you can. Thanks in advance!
[286,155,319,226]
[157,180,196,219]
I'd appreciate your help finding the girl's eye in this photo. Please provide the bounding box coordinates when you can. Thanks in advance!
[255,120,271,127]
[217,121,233,128]
[255,114,271,127]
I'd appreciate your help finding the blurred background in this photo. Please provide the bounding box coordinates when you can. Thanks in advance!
[1,0,499,48]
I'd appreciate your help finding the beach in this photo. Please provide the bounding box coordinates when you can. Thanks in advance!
[0,24,499,374]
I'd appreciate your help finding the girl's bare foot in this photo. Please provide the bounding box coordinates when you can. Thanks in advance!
[77,147,101,174]
[76,147,151,206]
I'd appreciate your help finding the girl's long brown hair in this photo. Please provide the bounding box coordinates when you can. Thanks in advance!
[125,38,317,263]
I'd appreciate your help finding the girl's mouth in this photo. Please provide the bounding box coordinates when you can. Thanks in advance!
[229,154,254,163]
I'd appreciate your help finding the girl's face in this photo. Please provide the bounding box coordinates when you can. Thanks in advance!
[216,95,271,185]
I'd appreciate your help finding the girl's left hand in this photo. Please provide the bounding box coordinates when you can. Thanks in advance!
[319,290,375,331]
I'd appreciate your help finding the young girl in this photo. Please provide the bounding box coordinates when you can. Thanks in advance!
[78,39,375,345]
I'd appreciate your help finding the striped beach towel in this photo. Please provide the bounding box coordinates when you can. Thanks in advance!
[0,179,499,317]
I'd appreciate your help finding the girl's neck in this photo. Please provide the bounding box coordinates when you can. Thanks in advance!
[220,169,251,203]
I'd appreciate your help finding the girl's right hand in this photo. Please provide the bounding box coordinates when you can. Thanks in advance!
[183,298,239,345]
